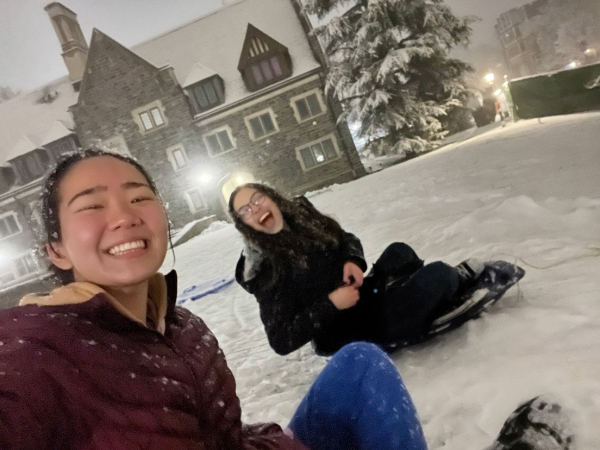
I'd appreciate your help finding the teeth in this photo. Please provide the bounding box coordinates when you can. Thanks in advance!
[108,240,146,255]
[259,212,270,224]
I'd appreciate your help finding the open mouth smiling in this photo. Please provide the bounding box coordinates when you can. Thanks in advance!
[107,239,147,256]
[258,212,272,225]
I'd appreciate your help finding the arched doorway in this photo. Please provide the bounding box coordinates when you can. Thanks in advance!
[220,172,255,204]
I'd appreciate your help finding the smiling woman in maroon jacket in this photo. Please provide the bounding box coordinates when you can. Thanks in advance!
[0,148,433,450]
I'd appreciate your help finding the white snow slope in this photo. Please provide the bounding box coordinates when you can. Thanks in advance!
[164,112,600,450]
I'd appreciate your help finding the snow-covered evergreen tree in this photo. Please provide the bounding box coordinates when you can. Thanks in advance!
[303,0,475,156]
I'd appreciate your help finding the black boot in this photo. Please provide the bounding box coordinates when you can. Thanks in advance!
[487,395,574,450]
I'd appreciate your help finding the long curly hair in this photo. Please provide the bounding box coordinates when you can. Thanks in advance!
[228,183,344,269]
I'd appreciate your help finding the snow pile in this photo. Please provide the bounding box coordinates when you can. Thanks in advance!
[200,220,230,236]
[164,112,600,449]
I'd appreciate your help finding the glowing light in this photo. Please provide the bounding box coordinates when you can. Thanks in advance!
[198,173,212,184]
[494,89,502,96]
[236,177,243,184]
[484,72,495,84]
[584,48,594,55]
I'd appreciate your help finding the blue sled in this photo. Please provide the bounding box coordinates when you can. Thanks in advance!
[177,276,235,305]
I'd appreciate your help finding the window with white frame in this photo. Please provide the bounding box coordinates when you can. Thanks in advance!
[0,212,21,240]
[296,135,341,171]
[245,108,279,141]
[290,90,326,123]
[203,127,236,157]
[184,187,207,213]
[0,268,15,285]
[13,253,38,278]
[166,144,189,171]
[0,253,39,286]
[29,201,42,227]
[131,101,167,133]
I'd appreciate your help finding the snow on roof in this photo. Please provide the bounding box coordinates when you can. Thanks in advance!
[4,136,40,162]
[132,0,320,110]
[40,120,75,146]
[182,63,218,88]
[0,76,78,164]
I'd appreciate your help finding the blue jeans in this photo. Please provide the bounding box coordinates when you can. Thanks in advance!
[289,342,428,450]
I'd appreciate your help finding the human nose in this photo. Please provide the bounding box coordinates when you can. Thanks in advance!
[107,201,142,230]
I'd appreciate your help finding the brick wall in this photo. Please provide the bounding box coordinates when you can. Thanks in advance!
[194,75,364,198]
[71,32,213,229]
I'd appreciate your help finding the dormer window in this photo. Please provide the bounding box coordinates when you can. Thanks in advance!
[238,24,292,92]
[189,76,225,114]
[183,64,225,115]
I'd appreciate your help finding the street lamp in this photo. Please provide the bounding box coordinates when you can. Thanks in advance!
[198,173,212,185]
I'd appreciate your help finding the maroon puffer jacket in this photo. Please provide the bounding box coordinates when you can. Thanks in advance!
[0,271,308,450]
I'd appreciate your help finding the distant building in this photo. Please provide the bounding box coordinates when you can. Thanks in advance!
[495,0,600,79]
[0,0,365,305]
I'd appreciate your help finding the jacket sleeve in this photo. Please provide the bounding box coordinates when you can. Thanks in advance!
[240,255,339,355]
[339,232,368,272]
[256,281,340,355]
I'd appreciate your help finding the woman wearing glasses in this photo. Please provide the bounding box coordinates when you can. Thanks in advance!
[229,183,522,357]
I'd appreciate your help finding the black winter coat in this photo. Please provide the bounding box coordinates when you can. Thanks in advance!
[236,217,388,356]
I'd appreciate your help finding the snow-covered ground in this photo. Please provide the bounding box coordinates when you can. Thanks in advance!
[163,112,600,449]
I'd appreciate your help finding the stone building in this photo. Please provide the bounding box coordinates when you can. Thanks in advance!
[0,0,365,306]
[495,0,600,78]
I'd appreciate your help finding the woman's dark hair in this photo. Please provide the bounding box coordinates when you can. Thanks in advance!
[39,147,172,285]
[228,183,344,269]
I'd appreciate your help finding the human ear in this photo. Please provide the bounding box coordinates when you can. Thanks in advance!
[46,243,74,271]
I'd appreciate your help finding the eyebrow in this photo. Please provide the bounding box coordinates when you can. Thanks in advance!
[67,182,152,207]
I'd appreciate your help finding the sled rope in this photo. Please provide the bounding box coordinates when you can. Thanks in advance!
[492,245,600,270]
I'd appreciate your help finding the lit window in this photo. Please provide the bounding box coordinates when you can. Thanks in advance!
[248,55,287,88]
[203,127,236,157]
[185,188,207,213]
[238,25,292,92]
[291,90,326,122]
[0,213,21,240]
[297,136,340,171]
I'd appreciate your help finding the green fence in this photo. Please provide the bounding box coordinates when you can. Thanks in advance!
[507,62,600,120]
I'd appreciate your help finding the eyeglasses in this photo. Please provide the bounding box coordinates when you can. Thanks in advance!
[236,191,266,220]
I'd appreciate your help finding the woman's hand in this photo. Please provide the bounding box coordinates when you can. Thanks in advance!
[343,262,364,288]
[328,285,360,310]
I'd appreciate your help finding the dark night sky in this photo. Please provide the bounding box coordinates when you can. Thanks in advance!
[0,0,529,92]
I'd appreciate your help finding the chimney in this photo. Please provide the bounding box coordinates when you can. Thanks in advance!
[44,2,88,91]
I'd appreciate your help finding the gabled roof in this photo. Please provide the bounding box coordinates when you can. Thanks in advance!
[237,24,289,70]
[78,29,161,99]
[4,136,40,162]
[41,120,74,146]
[0,76,78,165]
[132,0,320,111]
[182,63,218,88]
